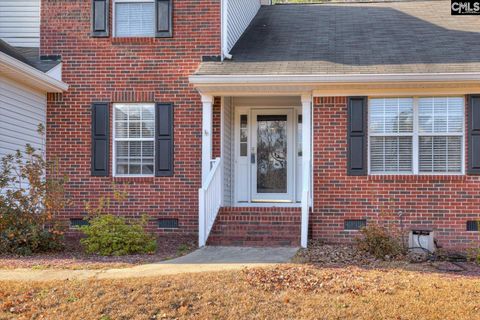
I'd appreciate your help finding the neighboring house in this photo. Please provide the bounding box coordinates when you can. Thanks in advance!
[0,38,67,159]
[0,0,67,159]
[40,0,480,249]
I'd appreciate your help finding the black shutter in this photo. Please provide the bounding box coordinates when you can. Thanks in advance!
[347,97,367,176]
[91,102,109,176]
[468,95,480,174]
[155,103,174,176]
[155,0,173,37]
[91,0,109,37]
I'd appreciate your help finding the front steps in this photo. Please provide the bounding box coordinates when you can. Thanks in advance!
[207,207,301,246]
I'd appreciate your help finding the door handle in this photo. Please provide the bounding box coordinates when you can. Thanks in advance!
[251,153,256,164]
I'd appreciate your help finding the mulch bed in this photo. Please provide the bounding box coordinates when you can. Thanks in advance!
[0,236,196,270]
[294,240,480,277]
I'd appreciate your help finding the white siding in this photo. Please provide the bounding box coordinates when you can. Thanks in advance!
[0,76,46,159]
[222,97,233,206]
[224,0,261,54]
[0,0,40,47]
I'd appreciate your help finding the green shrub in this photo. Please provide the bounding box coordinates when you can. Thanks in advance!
[80,215,157,256]
[356,224,405,260]
[0,125,67,255]
[0,207,63,255]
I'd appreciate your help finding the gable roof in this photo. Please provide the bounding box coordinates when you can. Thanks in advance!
[196,0,480,76]
[0,39,60,73]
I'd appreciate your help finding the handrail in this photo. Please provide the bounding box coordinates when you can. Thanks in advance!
[199,157,223,247]
[203,157,222,189]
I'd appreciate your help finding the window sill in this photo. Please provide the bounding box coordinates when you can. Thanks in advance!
[368,174,467,182]
[113,176,156,183]
[111,37,157,45]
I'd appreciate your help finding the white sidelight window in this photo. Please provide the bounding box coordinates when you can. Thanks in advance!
[114,103,155,176]
[114,0,155,37]
[369,97,464,175]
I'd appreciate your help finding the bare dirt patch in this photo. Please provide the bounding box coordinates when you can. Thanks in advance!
[0,236,196,270]
[0,265,479,319]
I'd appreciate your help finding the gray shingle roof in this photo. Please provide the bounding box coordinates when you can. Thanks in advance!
[0,39,60,72]
[196,1,480,75]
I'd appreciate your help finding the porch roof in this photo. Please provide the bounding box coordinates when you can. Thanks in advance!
[195,1,480,77]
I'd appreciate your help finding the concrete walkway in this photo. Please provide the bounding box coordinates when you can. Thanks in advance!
[0,246,298,282]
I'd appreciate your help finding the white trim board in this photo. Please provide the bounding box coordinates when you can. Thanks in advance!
[190,73,480,84]
[0,51,68,93]
[190,73,480,97]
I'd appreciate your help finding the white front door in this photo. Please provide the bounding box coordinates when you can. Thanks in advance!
[251,109,294,202]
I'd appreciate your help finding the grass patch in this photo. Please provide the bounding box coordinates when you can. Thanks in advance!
[0,265,479,319]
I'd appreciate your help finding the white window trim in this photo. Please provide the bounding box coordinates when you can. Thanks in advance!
[368,96,465,176]
[113,103,155,177]
[112,0,155,38]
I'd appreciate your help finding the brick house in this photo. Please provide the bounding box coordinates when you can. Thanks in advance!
[5,0,480,249]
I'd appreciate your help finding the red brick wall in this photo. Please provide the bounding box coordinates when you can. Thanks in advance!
[42,0,221,236]
[312,96,480,249]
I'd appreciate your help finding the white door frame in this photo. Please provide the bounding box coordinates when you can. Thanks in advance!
[234,106,301,205]
[251,108,294,202]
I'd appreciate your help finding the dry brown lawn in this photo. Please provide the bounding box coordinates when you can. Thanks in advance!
[0,265,479,320]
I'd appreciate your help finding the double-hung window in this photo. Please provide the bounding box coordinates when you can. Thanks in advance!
[114,0,155,37]
[369,97,464,175]
[114,103,155,176]
[369,98,414,173]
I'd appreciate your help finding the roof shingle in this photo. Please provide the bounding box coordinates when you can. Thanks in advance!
[196,1,480,75]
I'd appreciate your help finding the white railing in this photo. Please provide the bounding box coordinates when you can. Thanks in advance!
[199,157,223,247]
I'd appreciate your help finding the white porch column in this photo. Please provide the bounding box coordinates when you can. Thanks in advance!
[301,94,312,248]
[201,94,214,185]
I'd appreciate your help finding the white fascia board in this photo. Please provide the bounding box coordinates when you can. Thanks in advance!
[189,73,480,85]
[0,52,68,93]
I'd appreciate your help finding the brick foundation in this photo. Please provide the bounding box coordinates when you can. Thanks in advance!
[207,207,301,246]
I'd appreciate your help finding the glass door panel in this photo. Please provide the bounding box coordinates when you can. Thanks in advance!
[251,109,293,202]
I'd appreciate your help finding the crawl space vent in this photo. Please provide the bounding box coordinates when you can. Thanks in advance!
[467,221,479,231]
[344,219,366,230]
[158,218,179,229]
[70,218,89,228]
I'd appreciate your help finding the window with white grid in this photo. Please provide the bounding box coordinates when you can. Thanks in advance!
[114,0,155,37]
[418,97,464,173]
[114,103,155,176]
[369,98,414,173]
[368,97,464,175]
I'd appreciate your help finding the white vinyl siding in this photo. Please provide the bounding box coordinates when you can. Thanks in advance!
[113,104,155,176]
[0,0,40,47]
[222,97,233,206]
[368,97,464,175]
[114,0,155,37]
[223,0,261,53]
[0,76,46,159]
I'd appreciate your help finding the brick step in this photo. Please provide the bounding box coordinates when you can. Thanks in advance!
[207,207,301,247]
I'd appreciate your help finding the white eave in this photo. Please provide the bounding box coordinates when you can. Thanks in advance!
[0,51,68,93]
[189,73,480,96]
[190,72,480,84]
